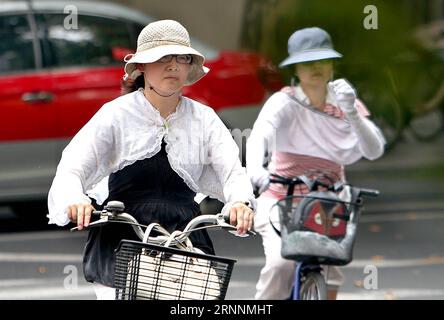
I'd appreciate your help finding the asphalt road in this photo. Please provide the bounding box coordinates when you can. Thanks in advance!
[0,133,443,300]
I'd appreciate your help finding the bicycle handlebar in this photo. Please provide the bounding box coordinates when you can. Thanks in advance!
[358,188,380,197]
[263,173,379,198]
[70,201,255,245]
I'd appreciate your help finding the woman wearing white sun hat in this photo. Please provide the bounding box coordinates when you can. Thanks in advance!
[47,20,255,299]
[246,27,386,300]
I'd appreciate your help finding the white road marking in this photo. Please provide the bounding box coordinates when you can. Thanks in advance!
[226,280,252,288]
[0,230,85,242]
[1,273,443,300]
[360,211,444,223]
[338,288,444,300]
[0,252,82,263]
[346,256,444,268]
[0,284,95,300]
[2,251,443,269]
[365,200,444,213]
[1,283,443,300]
[0,279,252,300]
[0,278,54,287]
[235,257,265,267]
[235,256,444,268]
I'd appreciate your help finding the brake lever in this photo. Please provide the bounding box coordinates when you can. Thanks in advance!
[227,228,256,237]
[216,213,256,237]
[333,181,345,192]
[69,218,109,232]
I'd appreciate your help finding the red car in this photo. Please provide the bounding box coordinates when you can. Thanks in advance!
[0,1,282,215]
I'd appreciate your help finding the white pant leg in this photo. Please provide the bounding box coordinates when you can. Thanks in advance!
[254,196,296,300]
[324,265,345,288]
[92,282,116,300]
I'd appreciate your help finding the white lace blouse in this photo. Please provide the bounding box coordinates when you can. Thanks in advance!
[47,89,255,226]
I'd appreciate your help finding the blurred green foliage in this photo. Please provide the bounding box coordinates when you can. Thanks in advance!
[240,0,444,146]
[241,0,419,81]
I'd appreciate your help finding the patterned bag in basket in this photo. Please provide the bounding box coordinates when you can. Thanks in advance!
[126,251,222,300]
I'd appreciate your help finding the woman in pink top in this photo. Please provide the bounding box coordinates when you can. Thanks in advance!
[246,27,386,300]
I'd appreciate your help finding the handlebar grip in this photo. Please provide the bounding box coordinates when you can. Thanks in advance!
[359,188,380,197]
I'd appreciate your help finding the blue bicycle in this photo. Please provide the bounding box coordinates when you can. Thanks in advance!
[262,172,379,300]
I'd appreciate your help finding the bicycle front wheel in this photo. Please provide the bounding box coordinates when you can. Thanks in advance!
[299,272,328,300]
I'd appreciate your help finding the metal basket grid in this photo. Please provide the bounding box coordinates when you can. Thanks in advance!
[114,240,236,300]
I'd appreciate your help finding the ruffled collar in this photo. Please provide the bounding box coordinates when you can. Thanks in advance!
[135,88,185,123]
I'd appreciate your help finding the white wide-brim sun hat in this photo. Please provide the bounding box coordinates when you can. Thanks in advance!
[123,20,209,86]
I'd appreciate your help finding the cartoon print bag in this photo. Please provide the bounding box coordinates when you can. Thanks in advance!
[276,190,359,265]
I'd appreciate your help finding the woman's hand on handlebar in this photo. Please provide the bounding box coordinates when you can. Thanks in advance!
[67,203,96,230]
[228,202,254,236]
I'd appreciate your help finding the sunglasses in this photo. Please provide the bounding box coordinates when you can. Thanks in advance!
[158,54,193,64]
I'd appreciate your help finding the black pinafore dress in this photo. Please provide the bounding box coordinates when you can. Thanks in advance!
[82,140,215,287]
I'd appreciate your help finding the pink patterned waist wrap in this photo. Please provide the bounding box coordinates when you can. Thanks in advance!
[262,152,345,201]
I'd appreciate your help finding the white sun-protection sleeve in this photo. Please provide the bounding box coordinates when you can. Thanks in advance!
[246,94,290,188]
[345,111,386,160]
[246,122,274,188]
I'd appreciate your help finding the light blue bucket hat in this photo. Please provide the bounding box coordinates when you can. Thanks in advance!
[279,27,342,67]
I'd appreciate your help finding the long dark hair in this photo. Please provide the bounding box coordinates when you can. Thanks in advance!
[120,75,145,95]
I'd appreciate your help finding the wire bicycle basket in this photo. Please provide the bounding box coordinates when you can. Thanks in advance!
[114,240,236,300]
[275,189,362,266]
